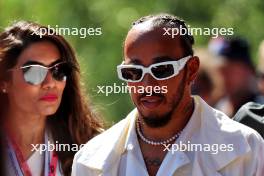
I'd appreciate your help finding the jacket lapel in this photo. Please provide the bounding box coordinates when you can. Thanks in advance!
[195,97,251,174]
[77,109,138,175]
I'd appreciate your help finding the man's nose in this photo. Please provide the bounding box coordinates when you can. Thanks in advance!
[141,73,158,86]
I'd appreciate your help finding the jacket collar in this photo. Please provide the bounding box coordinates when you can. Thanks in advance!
[77,96,251,174]
[77,109,137,174]
[197,97,251,172]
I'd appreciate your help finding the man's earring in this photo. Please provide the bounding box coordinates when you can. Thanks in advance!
[2,89,6,93]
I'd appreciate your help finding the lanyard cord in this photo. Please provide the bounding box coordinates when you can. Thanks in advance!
[6,130,58,176]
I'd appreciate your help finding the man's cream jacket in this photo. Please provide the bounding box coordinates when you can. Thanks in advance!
[72,96,264,176]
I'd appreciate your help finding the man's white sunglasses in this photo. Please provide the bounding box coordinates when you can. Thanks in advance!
[117,55,192,82]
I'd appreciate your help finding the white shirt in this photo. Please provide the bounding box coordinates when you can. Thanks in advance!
[27,150,44,176]
[118,95,200,176]
[72,96,264,176]
[4,131,64,176]
[26,150,63,176]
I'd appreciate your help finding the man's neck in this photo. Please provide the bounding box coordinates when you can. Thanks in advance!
[137,97,194,176]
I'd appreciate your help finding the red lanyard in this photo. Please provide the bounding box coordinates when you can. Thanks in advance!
[7,131,58,176]
[49,152,58,176]
[9,135,32,176]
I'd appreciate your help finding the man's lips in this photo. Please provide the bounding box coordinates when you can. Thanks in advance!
[140,95,164,109]
[39,94,58,102]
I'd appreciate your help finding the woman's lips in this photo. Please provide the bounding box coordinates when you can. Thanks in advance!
[39,94,58,102]
[140,95,164,109]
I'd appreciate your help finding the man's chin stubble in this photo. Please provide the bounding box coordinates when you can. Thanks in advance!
[139,110,173,128]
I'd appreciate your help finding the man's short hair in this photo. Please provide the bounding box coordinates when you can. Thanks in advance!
[131,13,194,56]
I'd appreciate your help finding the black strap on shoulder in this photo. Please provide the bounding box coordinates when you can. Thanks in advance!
[233,102,264,138]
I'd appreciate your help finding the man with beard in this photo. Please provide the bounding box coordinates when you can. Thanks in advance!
[72,14,264,176]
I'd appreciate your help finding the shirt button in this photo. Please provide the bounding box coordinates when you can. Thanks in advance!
[127,144,134,150]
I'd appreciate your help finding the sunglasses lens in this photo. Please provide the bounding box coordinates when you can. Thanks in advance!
[22,66,48,85]
[151,64,174,79]
[120,68,143,81]
[21,63,72,85]
[51,63,71,81]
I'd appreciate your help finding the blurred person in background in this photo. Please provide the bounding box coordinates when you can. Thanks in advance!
[0,21,103,176]
[232,41,264,139]
[233,102,264,138]
[213,37,264,116]
[192,48,224,106]
[192,69,213,103]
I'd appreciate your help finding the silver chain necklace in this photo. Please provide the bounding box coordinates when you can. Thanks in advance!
[136,118,182,146]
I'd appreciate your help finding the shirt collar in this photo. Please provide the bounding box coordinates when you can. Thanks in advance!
[123,109,138,153]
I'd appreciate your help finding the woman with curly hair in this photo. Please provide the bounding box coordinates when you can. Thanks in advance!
[0,21,103,176]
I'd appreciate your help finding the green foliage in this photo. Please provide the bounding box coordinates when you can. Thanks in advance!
[1,0,263,124]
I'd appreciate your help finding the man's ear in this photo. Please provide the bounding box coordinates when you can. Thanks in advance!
[186,56,200,85]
